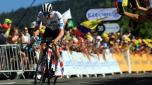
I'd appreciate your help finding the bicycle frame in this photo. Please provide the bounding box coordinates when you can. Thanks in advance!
[34,41,58,85]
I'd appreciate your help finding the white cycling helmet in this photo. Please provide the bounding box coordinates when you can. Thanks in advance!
[42,3,53,13]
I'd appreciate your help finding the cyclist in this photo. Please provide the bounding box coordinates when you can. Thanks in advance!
[35,2,64,76]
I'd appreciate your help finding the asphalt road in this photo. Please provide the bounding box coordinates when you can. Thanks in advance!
[1,73,152,85]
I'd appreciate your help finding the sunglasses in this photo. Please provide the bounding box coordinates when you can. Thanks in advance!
[43,12,50,16]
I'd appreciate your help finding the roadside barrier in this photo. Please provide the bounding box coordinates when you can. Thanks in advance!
[0,44,152,79]
[0,44,23,79]
[0,44,36,79]
[58,49,121,78]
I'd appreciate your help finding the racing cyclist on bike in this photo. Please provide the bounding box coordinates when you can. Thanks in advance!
[35,2,64,76]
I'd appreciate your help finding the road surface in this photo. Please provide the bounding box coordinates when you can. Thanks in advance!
[0,73,152,85]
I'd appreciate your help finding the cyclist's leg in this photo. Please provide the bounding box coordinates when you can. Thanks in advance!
[50,29,61,60]
[50,29,63,77]
[41,27,53,57]
[35,28,52,83]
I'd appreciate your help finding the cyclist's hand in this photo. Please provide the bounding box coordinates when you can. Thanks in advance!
[52,39,57,45]
[49,40,57,48]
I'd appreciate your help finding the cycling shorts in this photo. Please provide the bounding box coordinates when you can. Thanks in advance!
[43,27,60,41]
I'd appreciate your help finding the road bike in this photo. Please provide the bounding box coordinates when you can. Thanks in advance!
[34,40,59,85]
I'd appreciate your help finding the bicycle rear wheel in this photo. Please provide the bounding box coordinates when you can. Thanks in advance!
[34,56,47,85]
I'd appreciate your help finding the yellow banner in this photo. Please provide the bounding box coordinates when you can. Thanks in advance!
[113,53,129,73]
[130,53,152,72]
[130,54,140,72]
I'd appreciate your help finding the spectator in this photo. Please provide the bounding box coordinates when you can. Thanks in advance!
[117,0,152,21]
[62,31,73,52]
[93,35,102,59]
[0,18,12,44]
[7,27,20,70]
[21,27,31,50]
[20,27,31,69]
[8,27,19,44]
[30,29,41,62]
[0,23,2,28]
[85,32,93,43]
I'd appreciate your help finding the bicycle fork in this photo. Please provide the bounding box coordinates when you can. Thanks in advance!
[47,48,57,76]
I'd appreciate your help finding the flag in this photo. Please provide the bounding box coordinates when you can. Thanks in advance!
[77,24,91,34]
[4,28,10,38]
[62,9,72,24]
[80,19,102,30]
[68,19,74,29]
[122,0,128,7]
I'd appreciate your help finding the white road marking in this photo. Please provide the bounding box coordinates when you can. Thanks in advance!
[0,82,16,85]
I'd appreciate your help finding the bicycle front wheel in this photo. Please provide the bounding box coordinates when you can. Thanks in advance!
[34,57,47,85]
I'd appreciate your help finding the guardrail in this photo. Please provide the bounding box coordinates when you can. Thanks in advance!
[0,44,36,79]
[0,44,152,79]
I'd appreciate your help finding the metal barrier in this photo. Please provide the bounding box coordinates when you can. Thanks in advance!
[0,44,37,79]
[1,44,151,79]
[0,44,131,79]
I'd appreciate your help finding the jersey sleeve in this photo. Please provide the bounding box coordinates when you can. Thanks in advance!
[55,11,64,29]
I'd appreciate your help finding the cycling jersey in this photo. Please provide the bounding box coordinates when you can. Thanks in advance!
[36,11,64,30]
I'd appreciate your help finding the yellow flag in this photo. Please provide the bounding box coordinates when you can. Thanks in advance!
[122,0,128,7]
[80,19,102,30]
[4,28,10,38]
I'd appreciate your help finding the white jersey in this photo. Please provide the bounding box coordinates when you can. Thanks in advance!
[36,11,64,30]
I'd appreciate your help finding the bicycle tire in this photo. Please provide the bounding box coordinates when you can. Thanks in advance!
[34,56,47,85]
[34,44,59,85]
[48,52,58,85]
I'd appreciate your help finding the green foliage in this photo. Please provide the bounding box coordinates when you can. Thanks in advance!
[139,22,152,38]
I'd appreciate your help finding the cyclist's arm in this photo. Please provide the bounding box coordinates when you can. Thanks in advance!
[53,29,64,44]
[52,12,64,60]
[136,0,149,12]
[52,11,65,44]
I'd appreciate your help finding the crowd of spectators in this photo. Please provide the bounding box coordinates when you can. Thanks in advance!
[62,28,152,60]
[0,18,152,70]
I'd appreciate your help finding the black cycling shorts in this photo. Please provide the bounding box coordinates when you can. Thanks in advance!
[43,27,60,41]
